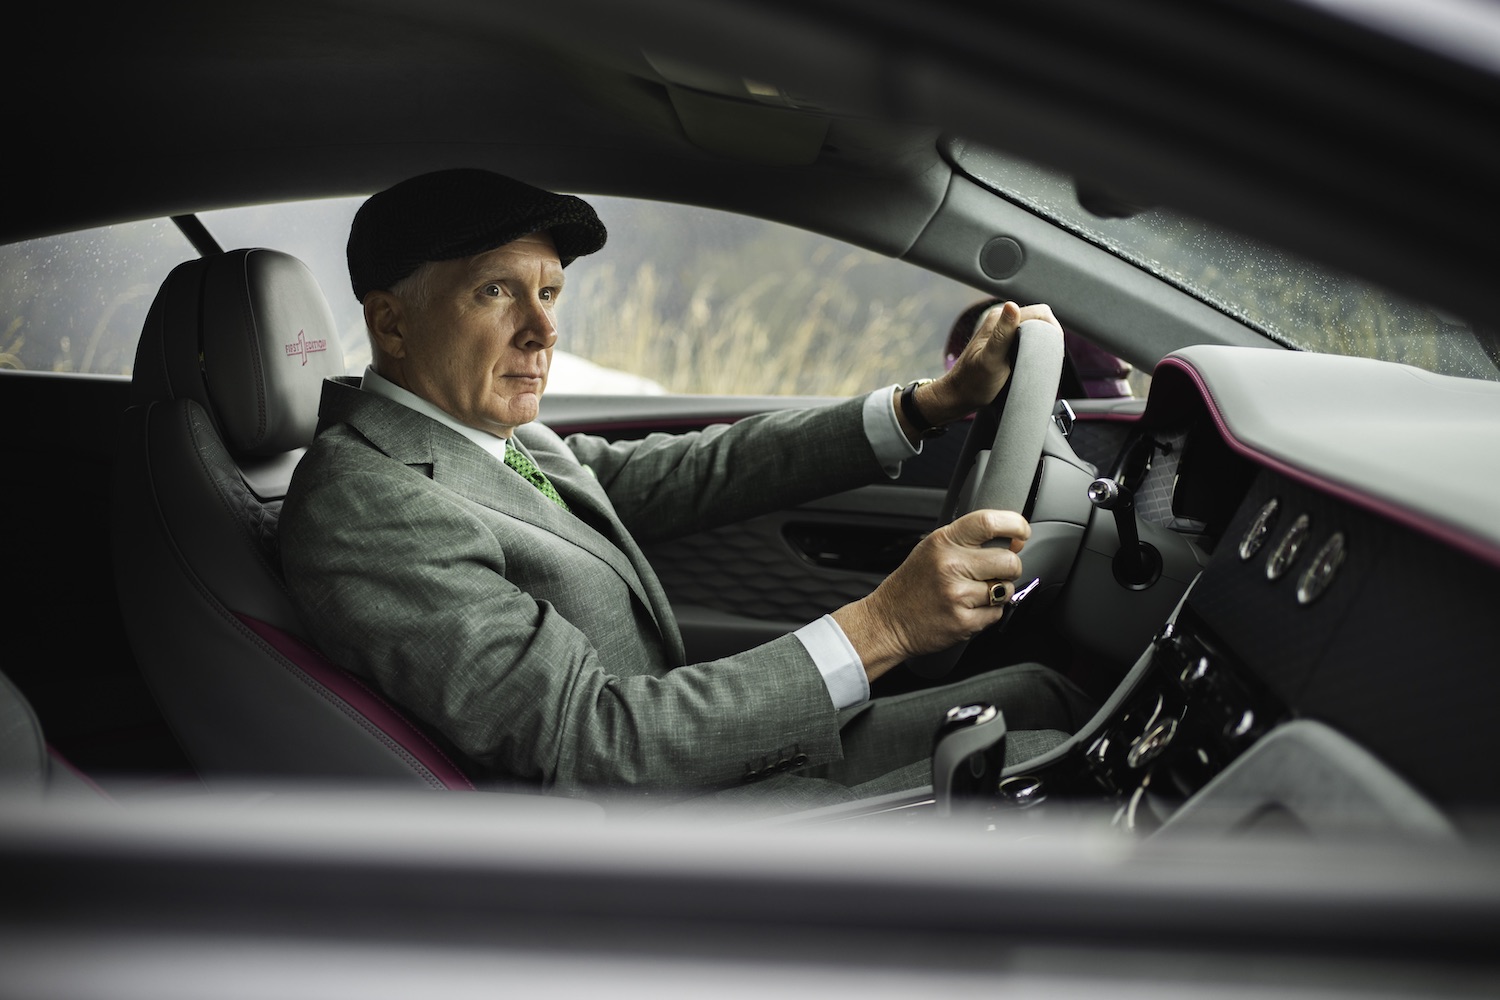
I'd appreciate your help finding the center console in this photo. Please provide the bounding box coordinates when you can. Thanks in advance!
[993,605,1291,831]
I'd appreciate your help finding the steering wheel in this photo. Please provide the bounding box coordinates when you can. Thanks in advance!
[909,318,1066,678]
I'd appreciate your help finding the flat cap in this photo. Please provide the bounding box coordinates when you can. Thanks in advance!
[347,168,607,301]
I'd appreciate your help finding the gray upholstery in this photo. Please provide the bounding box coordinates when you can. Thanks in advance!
[125,249,343,632]
[0,670,47,797]
[0,670,100,800]
[132,247,346,499]
[1159,719,1455,841]
[112,249,473,788]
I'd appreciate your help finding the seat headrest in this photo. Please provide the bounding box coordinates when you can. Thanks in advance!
[133,249,346,456]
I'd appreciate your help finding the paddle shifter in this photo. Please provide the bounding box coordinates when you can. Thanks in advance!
[1087,477,1163,589]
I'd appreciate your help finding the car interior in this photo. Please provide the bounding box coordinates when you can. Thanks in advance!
[4,0,1499,843]
[6,2,1500,995]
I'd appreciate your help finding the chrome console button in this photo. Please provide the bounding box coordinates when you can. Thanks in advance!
[1239,497,1280,561]
[1266,513,1311,580]
[998,775,1047,808]
[1127,717,1178,769]
[1087,734,1111,766]
[1297,531,1347,605]
[1180,654,1213,689]
[1225,708,1258,743]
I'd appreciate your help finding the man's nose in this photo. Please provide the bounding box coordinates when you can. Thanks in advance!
[517,297,558,350]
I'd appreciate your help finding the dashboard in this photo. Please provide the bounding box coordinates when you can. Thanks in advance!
[987,347,1500,835]
[548,346,1500,836]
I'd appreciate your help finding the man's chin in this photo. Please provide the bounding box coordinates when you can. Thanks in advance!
[496,395,541,429]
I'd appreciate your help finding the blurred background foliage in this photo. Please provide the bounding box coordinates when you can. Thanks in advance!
[0,196,985,394]
[567,196,978,395]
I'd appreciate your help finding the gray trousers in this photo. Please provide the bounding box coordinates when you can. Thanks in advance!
[817,662,1096,796]
[671,663,1097,813]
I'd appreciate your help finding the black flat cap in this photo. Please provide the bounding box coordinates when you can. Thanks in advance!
[347,168,607,301]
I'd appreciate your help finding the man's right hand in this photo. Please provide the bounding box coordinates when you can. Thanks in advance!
[831,509,1030,683]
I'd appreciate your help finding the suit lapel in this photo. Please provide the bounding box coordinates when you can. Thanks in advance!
[444,439,642,582]
[318,379,676,654]
[512,434,687,664]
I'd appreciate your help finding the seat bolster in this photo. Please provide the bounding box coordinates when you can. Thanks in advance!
[0,670,112,800]
[131,258,214,410]
[113,400,457,787]
[133,398,305,634]
[0,670,47,797]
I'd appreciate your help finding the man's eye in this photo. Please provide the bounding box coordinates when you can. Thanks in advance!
[483,283,503,297]
[540,288,557,302]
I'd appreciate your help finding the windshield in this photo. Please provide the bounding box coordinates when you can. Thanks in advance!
[950,141,1500,382]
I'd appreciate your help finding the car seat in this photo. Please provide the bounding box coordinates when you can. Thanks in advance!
[0,668,110,800]
[110,249,474,790]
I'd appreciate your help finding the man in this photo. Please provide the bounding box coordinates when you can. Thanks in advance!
[281,168,1094,807]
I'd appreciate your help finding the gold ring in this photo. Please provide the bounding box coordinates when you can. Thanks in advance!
[988,582,1008,607]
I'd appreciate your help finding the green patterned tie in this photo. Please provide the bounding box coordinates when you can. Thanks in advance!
[504,445,570,512]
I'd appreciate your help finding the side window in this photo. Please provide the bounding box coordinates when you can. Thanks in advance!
[0,220,196,375]
[200,195,990,395]
[567,197,983,396]
[2,196,1142,396]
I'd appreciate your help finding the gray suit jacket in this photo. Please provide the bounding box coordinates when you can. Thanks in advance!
[280,377,886,794]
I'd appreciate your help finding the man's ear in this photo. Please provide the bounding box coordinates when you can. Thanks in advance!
[364,291,407,361]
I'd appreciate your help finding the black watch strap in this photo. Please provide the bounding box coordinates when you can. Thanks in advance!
[899,379,946,438]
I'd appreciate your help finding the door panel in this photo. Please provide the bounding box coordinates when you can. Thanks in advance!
[542,394,955,659]
[541,393,1137,663]
[643,488,936,662]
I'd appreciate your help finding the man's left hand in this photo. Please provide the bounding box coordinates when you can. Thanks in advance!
[907,301,1061,433]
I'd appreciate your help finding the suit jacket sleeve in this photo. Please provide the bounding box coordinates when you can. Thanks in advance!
[558,396,883,543]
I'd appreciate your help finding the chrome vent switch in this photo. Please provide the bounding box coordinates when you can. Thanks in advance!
[1239,497,1280,560]
[1297,532,1347,605]
[1266,513,1311,580]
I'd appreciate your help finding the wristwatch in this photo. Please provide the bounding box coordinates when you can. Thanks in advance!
[899,378,947,438]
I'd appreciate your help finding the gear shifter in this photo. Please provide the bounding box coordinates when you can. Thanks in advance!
[932,702,1007,816]
[1087,477,1162,589]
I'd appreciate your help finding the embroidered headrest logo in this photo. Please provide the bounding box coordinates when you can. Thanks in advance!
[285,329,328,366]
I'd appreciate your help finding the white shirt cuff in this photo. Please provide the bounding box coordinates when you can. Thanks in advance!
[862,386,921,478]
[793,615,870,711]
